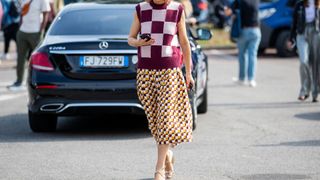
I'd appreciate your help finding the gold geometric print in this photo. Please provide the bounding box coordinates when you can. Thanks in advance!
[137,68,193,146]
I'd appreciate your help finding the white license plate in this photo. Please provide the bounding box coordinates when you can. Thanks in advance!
[80,56,128,68]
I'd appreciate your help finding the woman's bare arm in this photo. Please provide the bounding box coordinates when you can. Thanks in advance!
[128,12,155,47]
[177,12,194,87]
[178,13,192,74]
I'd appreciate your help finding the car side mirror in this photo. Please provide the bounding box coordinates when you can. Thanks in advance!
[196,28,212,40]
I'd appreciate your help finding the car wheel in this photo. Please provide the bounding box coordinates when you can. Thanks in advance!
[189,92,198,130]
[28,111,57,132]
[276,30,296,57]
[197,84,208,114]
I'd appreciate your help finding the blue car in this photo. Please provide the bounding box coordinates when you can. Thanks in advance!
[259,0,295,57]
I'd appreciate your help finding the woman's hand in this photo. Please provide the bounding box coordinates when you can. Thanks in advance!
[224,6,233,16]
[186,72,195,90]
[138,38,155,46]
[286,40,295,50]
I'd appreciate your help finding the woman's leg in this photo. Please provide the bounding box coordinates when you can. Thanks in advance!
[296,34,311,98]
[165,148,174,179]
[3,28,10,55]
[155,144,169,179]
[247,28,261,82]
[237,31,249,81]
[309,31,320,101]
[16,31,30,85]
[12,23,20,42]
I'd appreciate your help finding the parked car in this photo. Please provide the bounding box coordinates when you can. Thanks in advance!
[259,0,295,57]
[27,2,211,132]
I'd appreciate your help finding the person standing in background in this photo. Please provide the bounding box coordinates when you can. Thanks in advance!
[1,0,20,61]
[7,0,50,91]
[288,0,320,102]
[214,0,233,29]
[226,0,261,87]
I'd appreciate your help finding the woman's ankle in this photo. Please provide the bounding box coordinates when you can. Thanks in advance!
[155,164,165,171]
[154,167,165,180]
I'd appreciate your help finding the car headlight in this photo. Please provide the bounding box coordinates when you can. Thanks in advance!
[259,8,276,20]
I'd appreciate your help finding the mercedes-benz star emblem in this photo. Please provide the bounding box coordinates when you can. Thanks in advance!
[99,41,109,49]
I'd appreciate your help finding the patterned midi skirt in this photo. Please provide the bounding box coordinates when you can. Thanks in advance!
[136,68,193,146]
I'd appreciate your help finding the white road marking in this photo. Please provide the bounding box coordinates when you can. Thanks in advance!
[0,93,27,102]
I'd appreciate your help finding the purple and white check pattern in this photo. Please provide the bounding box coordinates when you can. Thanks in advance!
[136,1,184,69]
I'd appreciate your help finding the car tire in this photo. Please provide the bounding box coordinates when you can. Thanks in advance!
[189,92,197,130]
[197,84,208,114]
[276,30,296,57]
[28,111,57,132]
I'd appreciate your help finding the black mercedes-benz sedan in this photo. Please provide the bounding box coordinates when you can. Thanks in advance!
[27,2,211,132]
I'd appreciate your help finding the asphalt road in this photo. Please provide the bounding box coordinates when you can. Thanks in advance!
[0,49,319,180]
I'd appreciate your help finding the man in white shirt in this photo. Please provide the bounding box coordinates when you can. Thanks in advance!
[8,0,50,91]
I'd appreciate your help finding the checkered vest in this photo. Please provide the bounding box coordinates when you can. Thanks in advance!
[136,1,184,69]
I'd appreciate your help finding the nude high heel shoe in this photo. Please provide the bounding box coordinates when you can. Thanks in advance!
[154,167,165,180]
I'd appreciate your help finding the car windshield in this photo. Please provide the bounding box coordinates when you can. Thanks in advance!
[49,8,134,35]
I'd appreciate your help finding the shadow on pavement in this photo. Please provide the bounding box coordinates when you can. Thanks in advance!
[255,140,320,147]
[294,112,320,121]
[240,173,311,180]
[208,101,317,109]
[0,113,150,143]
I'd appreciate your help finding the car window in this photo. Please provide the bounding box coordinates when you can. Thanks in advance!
[49,9,134,35]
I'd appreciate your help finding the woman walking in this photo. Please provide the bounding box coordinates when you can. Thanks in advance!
[289,0,320,102]
[128,0,194,179]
